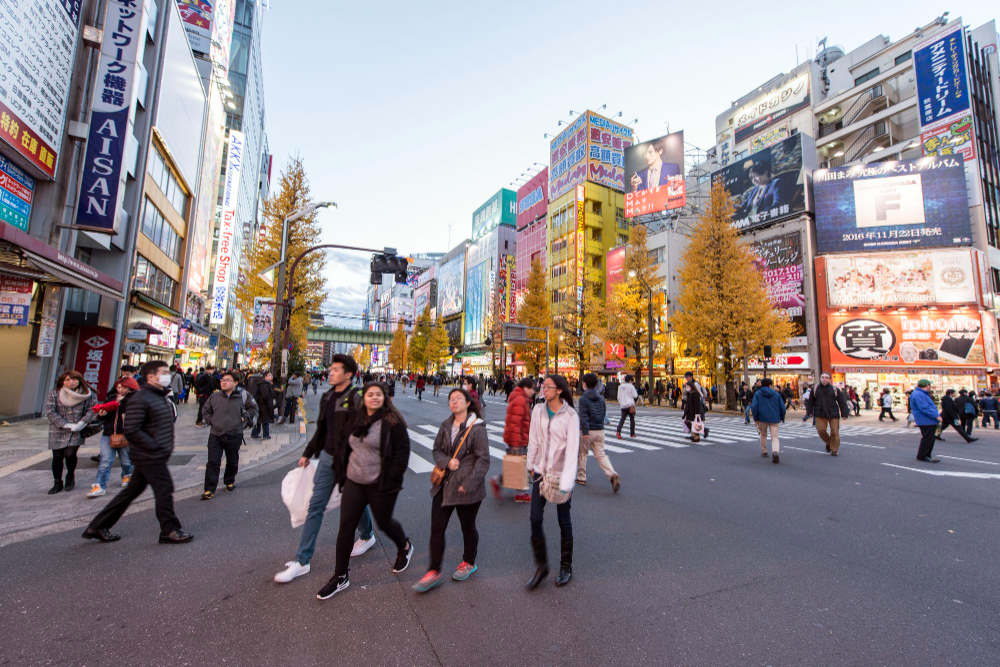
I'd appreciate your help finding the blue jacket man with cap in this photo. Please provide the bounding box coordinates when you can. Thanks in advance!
[910,381,941,463]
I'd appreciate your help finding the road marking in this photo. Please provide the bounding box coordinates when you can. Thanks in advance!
[881,463,1000,479]
[935,455,999,466]
[840,442,886,449]
[407,451,434,473]
[783,446,826,455]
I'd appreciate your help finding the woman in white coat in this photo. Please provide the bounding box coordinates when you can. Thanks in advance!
[526,375,580,590]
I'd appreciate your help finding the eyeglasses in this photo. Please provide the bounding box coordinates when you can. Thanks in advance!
[542,384,557,391]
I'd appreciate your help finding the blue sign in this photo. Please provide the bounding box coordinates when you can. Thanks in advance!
[0,154,33,231]
[463,262,484,346]
[914,23,970,127]
[0,303,29,326]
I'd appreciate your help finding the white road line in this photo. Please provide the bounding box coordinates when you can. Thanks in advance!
[881,463,1000,479]
[407,451,434,473]
[839,442,886,449]
[413,425,506,460]
[935,455,1000,466]
[782,446,827,455]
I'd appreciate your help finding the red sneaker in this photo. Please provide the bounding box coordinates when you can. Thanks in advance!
[514,493,531,503]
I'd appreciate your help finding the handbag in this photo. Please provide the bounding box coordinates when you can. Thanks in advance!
[109,412,128,449]
[81,419,104,439]
[431,418,476,486]
[628,405,636,415]
[539,471,571,504]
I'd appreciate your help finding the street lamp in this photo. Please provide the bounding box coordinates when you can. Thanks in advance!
[555,334,564,375]
[629,270,655,398]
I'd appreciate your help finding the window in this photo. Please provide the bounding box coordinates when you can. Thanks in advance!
[854,67,880,86]
[133,255,178,307]
[140,198,182,263]
[146,147,187,215]
[894,50,912,66]
[592,228,602,242]
[592,201,602,215]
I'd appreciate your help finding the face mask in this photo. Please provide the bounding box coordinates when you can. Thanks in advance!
[155,373,171,387]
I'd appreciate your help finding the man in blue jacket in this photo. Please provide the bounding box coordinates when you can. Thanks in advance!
[750,378,786,463]
[909,379,942,463]
[577,374,620,493]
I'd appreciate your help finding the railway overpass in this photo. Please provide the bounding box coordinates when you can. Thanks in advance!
[305,327,393,346]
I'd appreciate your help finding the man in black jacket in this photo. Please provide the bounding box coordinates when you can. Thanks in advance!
[805,372,850,457]
[577,373,620,492]
[201,371,258,499]
[82,360,193,544]
[941,389,977,442]
[195,366,217,426]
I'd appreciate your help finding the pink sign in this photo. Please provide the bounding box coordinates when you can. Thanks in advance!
[516,167,548,229]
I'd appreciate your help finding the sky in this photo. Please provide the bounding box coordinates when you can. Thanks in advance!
[259,0,997,326]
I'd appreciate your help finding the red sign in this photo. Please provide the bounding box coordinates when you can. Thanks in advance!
[624,179,686,217]
[605,341,625,360]
[606,246,626,299]
[0,99,57,178]
[74,326,117,397]
[516,167,548,229]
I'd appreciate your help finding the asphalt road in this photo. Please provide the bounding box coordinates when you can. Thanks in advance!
[2,388,999,666]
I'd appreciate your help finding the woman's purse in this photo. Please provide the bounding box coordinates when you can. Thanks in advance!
[431,418,475,486]
[539,471,571,504]
[109,412,128,449]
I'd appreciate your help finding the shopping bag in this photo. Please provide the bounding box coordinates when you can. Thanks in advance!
[691,415,705,435]
[281,460,341,529]
[502,454,529,490]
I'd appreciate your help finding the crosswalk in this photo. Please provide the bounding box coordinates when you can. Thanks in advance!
[402,415,908,474]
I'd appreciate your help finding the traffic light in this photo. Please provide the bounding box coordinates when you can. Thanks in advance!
[370,253,409,285]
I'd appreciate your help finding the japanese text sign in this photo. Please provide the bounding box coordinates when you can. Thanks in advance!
[751,232,807,346]
[210,130,245,324]
[74,326,116,395]
[712,134,806,232]
[0,154,35,231]
[0,275,33,325]
[914,22,970,127]
[732,73,810,143]
[471,189,516,241]
[516,168,548,229]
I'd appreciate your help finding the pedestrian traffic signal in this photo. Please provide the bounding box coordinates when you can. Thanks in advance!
[370,253,410,285]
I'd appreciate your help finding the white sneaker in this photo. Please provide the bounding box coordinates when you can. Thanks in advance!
[86,485,106,498]
[351,535,377,557]
[273,560,310,583]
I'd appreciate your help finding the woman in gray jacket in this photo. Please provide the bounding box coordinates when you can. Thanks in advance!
[413,388,491,593]
[45,370,98,494]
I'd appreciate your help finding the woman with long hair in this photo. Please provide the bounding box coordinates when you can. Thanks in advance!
[44,370,98,494]
[526,375,580,590]
[413,388,491,593]
[86,377,139,497]
[317,382,413,601]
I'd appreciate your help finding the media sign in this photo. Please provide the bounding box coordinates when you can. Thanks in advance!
[712,134,806,232]
[210,130,245,324]
[516,168,548,229]
[732,73,810,143]
[437,254,466,318]
[624,131,685,217]
[74,326,116,396]
[751,232,807,347]
[606,246,626,298]
[549,110,634,199]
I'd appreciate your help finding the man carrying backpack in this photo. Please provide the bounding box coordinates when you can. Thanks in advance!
[806,372,850,457]
[954,389,980,438]
[200,371,258,499]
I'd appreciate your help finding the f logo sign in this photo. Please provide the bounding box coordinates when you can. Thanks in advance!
[875,192,901,221]
[853,174,926,228]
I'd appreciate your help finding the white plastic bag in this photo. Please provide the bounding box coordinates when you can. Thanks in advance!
[691,415,705,435]
[281,459,341,529]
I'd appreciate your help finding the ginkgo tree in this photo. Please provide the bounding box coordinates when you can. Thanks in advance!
[512,259,552,376]
[388,320,408,372]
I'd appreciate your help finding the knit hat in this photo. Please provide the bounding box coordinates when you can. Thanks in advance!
[118,377,140,391]
[917,379,931,387]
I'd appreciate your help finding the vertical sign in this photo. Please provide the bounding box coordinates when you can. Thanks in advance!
[74,326,116,396]
[0,276,33,325]
[75,0,146,232]
[576,184,585,336]
[36,285,61,357]
[915,22,976,163]
[176,0,214,55]
[0,155,34,231]
[210,130,244,324]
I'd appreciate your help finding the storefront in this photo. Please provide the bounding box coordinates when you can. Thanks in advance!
[832,368,984,407]
[740,352,813,398]
[125,309,180,366]
[176,327,211,369]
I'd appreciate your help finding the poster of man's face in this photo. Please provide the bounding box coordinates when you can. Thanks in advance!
[624,131,684,194]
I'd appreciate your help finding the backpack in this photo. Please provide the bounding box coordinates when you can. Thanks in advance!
[236,388,255,428]
[963,400,976,415]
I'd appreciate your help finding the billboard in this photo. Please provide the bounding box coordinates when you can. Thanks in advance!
[751,232,807,347]
[825,310,988,368]
[177,0,214,55]
[0,155,34,231]
[549,110,634,199]
[251,297,274,350]
[920,112,975,161]
[751,123,789,154]
[189,84,226,293]
[549,115,589,200]
[813,156,972,254]
[624,131,686,217]
[516,168,548,229]
[732,72,810,143]
[0,276,32,326]
[414,282,432,317]
[74,327,117,396]
[210,130,245,324]
[914,23,971,128]
[712,134,805,232]
[464,262,486,346]
[472,189,516,241]
[606,246,626,297]
[825,251,978,307]
[437,254,466,318]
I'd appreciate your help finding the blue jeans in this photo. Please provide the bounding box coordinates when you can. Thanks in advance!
[529,474,572,542]
[982,410,999,429]
[95,435,133,489]
[745,404,752,423]
[251,421,270,437]
[296,450,373,566]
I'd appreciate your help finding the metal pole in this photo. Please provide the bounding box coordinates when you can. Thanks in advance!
[545,328,550,377]
[647,287,654,401]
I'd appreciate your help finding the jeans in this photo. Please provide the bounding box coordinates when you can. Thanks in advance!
[429,491,481,572]
[284,396,297,423]
[88,462,180,537]
[745,404,753,423]
[982,410,999,429]
[204,432,241,492]
[95,435,133,489]
[196,394,208,423]
[335,479,407,577]
[617,408,635,436]
[530,474,572,543]
[250,421,270,438]
[296,450,373,566]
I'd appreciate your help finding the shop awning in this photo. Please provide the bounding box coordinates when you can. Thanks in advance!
[0,259,50,282]
[24,252,124,303]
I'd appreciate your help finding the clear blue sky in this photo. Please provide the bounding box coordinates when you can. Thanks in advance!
[260,0,996,323]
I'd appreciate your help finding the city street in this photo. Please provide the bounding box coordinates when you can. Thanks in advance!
[2,389,998,666]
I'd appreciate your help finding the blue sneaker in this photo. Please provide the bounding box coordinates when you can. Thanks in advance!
[412,570,444,593]
[452,561,477,581]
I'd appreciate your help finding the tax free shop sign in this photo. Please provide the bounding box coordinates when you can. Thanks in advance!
[210,130,245,324]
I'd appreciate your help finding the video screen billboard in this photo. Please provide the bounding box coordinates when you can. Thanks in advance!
[516,168,548,229]
[624,131,685,217]
[437,255,466,318]
[414,282,432,317]
[712,134,805,232]
[813,156,972,254]
[825,251,978,307]
[464,262,486,346]
[606,246,626,298]
[751,233,807,346]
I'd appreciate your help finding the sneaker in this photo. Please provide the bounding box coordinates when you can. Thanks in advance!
[274,560,310,583]
[121,476,131,487]
[611,474,621,494]
[575,478,587,485]
[351,535,376,557]
[488,476,502,500]
[200,490,214,500]
[513,493,531,503]
[412,570,444,593]
[225,483,235,492]
[317,574,349,600]
[86,485,106,498]
[392,541,414,573]
[452,561,477,581]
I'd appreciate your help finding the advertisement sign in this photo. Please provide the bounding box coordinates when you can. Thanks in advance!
[0,1,80,179]
[825,311,987,367]
[914,22,971,127]
[516,168,548,229]
[189,83,227,292]
[813,156,972,253]
[74,327,117,395]
[751,123,789,154]
[414,282,432,317]
[732,72,810,143]
[549,111,635,200]
[549,115,588,200]
[605,341,625,361]
[472,189,517,241]
[920,112,975,161]
[0,155,34,231]
[0,276,32,325]
[825,251,978,307]
[576,186,585,333]
[464,262,486,346]
[75,1,146,232]
[177,0,214,55]
[251,297,274,350]
[712,134,805,232]
[438,254,466,318]
[751,233,807,346]
[624,131,686,217]
[747,353,810,370]
[606,246,626,298]
[148,315,180,349]
[210,130,245,324]
[36,285,60,357]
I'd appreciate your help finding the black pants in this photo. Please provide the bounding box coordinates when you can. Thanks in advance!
[88,462,180,537]
[51,446,80,480]
[529,474,572,542]
[204,433,241,491]
[335,479,407,577]
[879,407,896,421]
[917,424,938,460]
[429,491,481,572]
[943,420,973,442]
[284,397,297,423]
[196,395,208,423]
[617,408,635,436]
[960,415,975,436]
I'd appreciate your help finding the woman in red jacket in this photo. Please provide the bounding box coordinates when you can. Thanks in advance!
[489,377,537,503]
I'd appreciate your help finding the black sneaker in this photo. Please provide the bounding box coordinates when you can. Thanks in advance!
[392,541,414,573]
[225,483,235,492]
[201,490,214,500]
[317,574,349,600]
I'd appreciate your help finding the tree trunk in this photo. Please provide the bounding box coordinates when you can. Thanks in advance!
[723,341,737,411]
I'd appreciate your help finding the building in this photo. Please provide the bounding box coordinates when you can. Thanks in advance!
[437,240,470,350]
[515,167,548,298]
[412,266,438,321]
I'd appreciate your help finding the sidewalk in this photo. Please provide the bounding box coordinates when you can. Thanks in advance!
[0,392,318,545]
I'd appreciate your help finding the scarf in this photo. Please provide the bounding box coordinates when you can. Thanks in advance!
[59,386,91,408]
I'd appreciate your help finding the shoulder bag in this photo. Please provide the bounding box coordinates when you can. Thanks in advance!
[109,411,128,449]
[431,420,475,486]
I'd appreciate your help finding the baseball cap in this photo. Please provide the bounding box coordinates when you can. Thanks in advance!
[917,379,931,387]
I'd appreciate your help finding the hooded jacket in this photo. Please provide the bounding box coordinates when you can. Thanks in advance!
[750,386,786,424]
[617,382,637,409]
[527,401,580,493]
[503,386,532,446]
[578,387,607,434]
[432,415,490,506]
[203,387,258,436]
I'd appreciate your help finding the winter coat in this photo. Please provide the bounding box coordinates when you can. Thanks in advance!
[245,373,264,399]
[169,372,185,396]
[577,387,607,434]
[881,393,893,408]
[123,385,176,465]
[432,415,490,506]
[980,396,999,412]
[45,387,98,450]
[909,389,940,426]
[203,387,258,436]
[285,376,304,398]
[333,414,410,493]
[502,386,532,447]
[254,381,275,424]
[303,385,361,459]
[617,382,638,408]
[941,394,959,421]
[101,391,135,437]
[527,402,580,494]
[750,386,786,424]
[195,372,215,396]
[954,394,978,417]
[682,380,706,422]
[806,384,850,419]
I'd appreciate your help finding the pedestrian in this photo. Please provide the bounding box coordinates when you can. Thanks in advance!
[477,374,487,399]
[183,368,194,403]
[525,375,580,590]
[503,375,514,400]
[279,371,304,424]
[806,372,850,457]
[416,375,425,401]
[979,392,999,429]
[45,370,99,494]
[86,377,139,498]
[250,371,276,440]
[316,381,413,601]
[275,356,379,584]
[200,371,257,499]
[750,377,785,463]
[954,389,978,436]
[462,377,482,412]
[489,377,535,503]
[939,389,977,442]
[433,374,441,396]
[848,386,861,416]
[800,383,812,422]
[82,360,193,544]
[910,379,942,463]
[576,373,620,492]
[878,389,898,421]
[862,389,872,410]
[682,372,709,441]
[195,366,215,426]
[616,374,638,439]
[169,365,185,404]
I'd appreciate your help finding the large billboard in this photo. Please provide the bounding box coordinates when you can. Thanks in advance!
[549,115,589,200]
[915,22,976,164]
[712,134,805,232]
[825,251,978,307]
[516,168,548,228]
[751,233,807,347]
[624,131,686,217]
[210,130,245,324]
[472,189,516,241]
[549,110,634,199]
[0,155,34,232]
[464,262,487,346]
[177,0,214,55]
[732,72,810,144]
[606,246,626,298]
[437,254,466,318]
[813,156,972,254]
[414,281,432,317]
